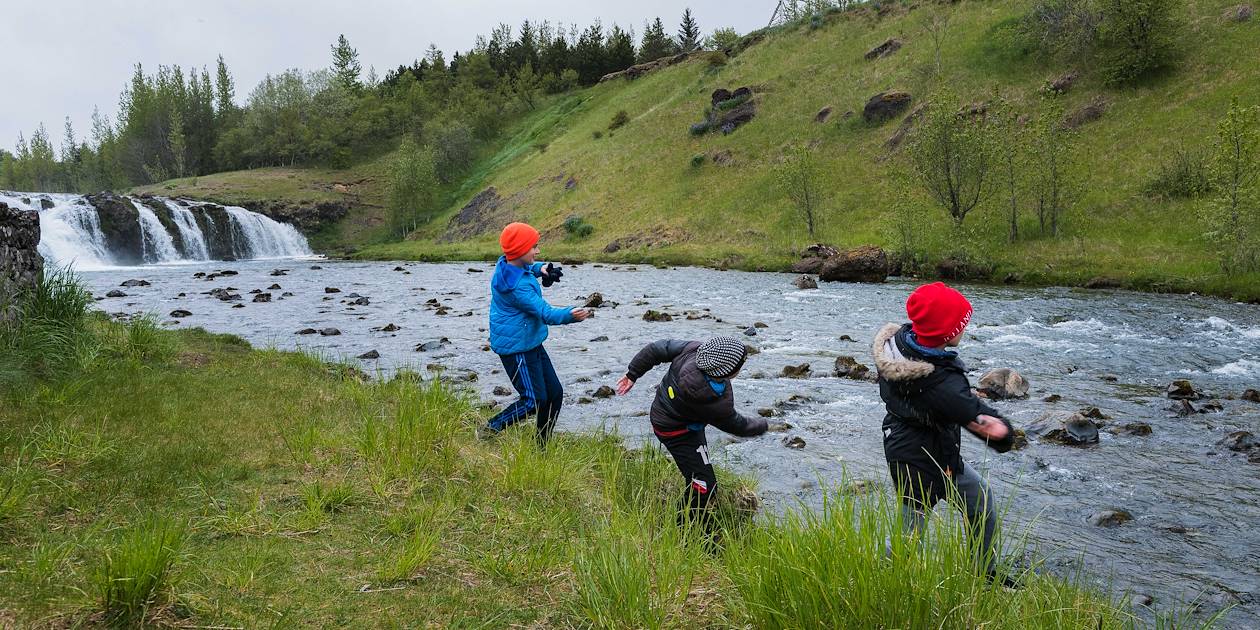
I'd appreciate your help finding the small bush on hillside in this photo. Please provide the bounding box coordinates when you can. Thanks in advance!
[776,145,826,238]
[564,216,595,239]
[907,89,996,227]
[1146,146,1213,199]
[1097,0,1181,85]
[592,130,604,140]
[429,122,476,184]
[691,154,706,168]
[609,110,630,131]
[1021,0,1103,62]
[386,136,439,238]
[1206,99,1260,274]
[980,17,1039,62]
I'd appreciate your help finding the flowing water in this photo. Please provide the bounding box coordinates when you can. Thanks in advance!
[65,259,1260,626]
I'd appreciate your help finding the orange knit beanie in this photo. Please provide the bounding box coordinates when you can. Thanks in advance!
[500,222,539,260]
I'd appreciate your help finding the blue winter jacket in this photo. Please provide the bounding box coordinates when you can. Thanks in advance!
[489,256,575,355]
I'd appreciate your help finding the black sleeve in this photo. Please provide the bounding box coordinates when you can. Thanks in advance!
[965,414,1017,453]
[625,340,693,381]
[706,389,768,438]
[921,371,989,428]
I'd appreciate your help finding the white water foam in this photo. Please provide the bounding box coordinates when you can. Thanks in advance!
[134,202,181,263]
[162,199,210,260]
[1210,359,1260,378]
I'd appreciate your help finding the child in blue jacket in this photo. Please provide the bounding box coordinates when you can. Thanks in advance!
[483,222,591,444]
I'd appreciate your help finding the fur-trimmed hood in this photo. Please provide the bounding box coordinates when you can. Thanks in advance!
[872,323,937,382]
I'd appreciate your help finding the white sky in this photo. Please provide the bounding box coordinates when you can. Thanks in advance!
[1,0,776,153]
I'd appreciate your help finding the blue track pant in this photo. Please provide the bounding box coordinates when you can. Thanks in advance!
[486,345,563,444]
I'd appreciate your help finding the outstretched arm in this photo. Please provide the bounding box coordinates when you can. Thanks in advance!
[966,414,1016,453]
[619,340,693,394]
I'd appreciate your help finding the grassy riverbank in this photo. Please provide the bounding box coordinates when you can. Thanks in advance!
[0,272,1193,628]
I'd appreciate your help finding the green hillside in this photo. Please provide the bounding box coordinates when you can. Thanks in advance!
[158,0,1260,299]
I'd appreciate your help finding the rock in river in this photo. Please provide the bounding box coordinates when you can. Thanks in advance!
[1167,379,1200,400]
[169,309,192,318]
[1089,509,1133,528]
[782,435,807,449]
[781,363,812,379]
[833,356,870,380]
[319,328,341,336]
[357,350,381,360]
[977,368,1030,399]
[643,310,673,322]
[793,275,818,290]
[1025,411,1099,445]
[593,385,615,399]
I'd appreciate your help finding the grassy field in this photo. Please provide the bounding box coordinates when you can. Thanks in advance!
[0,272,1196,628]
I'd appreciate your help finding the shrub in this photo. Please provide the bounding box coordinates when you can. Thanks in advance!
[429,122,476,184]
[689,121,711,136]
[608,110,630,131]
[776,145,826,237]
[95,518,185,623]
[907,89,997,227]
[1021,0,1102,62]
[690,153,706,168]
[1206,98,1260,274]
[1097,0,1181,85]
[1146,146,1213,199]
[564,216,595,239]
[592,130,604,140]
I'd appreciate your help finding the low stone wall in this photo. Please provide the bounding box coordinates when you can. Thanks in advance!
[0,202,43,321]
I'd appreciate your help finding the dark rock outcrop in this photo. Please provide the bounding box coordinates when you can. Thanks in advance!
[235,199,348,234]
[1224,4,1253,21]
[1064,97,1109,129]
[599,52,697,82]
[818,246,889,283]
[793,275,818,290]
[441,187,512,242]
[781,363,812,379]
[85,193,145,265]
[863,91,913,124]
[865,38,903,60]
[0,202,43,322]
[833,356,870,380]
[1047,71,1079,94]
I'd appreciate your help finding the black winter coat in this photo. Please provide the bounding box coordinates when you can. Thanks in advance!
[626,339,767,437]
[872,323,1015,502]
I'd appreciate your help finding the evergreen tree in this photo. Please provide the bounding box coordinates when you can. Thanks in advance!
[677,8,701,52]
[638,17,676,62]
[605,25,637,75]
[574,21,607,85]
[331,34,363,92]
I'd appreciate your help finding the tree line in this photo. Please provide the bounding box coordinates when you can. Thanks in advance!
[0,9,726,195]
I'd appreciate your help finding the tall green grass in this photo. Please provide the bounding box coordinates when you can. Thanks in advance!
[94,517,186,624]
[0,266,96,386]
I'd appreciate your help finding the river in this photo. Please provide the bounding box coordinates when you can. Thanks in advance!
[76,259,1260,627]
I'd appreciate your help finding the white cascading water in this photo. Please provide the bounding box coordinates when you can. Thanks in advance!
[160,199,211,260]
[222,206,310,259]
[134,203,182,263]
[0,190,312,269]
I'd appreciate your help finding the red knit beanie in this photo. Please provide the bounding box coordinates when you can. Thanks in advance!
[906,282,973,348]
[500,222,539,260]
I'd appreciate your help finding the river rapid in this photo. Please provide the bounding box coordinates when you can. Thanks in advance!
[77,259,1260,626]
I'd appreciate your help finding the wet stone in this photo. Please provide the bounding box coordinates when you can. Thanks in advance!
[169,309,192,318]
[325,287,341,294]
[593,385,615,399]
[643,310,673,322]
[105,290,127,298]
[782,435,807,449]
[1167,379,1200,400]
[744,327,757,336]
[357,350,381,360]
[1089,509,1133,527]
[589,336,610,342]
[319,328,341,336]
[781,364,811,379]
[296,328,317,335]
[120,279,150,287]
[493,386,513,396]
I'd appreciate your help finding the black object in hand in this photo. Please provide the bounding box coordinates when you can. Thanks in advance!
[541,263,564,287]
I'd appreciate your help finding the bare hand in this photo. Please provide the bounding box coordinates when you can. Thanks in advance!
[571,308,593,322]
[967,414,1010,441]
[616,375,635,395]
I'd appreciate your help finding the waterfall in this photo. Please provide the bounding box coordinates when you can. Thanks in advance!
[162,199,211,260]
[135,203,181,263]
[0,190,313,269]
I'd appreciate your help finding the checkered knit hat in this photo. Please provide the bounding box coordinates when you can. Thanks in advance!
[695,336,748,379]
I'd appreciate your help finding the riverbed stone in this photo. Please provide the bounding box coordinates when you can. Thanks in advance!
[296,328,317,335]
[357,350,380,360]
[584,292,605,308]
[781,363,812,379]
[744,327,757,336]
[833,356,870,380]
[325,287,341,294]
[782,435,807,449]
[793,274,818,290]
[105,290,127,298]
[593,385,615,399]
[589,336,610,342]
[120,279,150,287]
[977,368,1030,399]
[1026,411,1099,445]
[1219,431,1259,452]
[1242,389,1260,403]
[1167,380,1200,400]
[643,310,673,322]
[253,293,272,303]
[169,309,192,318]
[319,328,341,336]
[1089,509,1133,527]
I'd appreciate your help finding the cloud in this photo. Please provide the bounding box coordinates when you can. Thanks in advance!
[0,0,771,154]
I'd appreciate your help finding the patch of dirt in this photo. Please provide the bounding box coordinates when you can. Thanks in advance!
[602,227,692,254]
[176,352,211,368]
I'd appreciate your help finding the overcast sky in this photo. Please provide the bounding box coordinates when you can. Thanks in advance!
[1,0,776,154]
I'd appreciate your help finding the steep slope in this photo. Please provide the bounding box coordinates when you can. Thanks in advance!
[358,0,1260,299]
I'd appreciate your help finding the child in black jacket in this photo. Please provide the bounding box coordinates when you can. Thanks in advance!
[872,282,1017,581]
[616,337,767,522]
